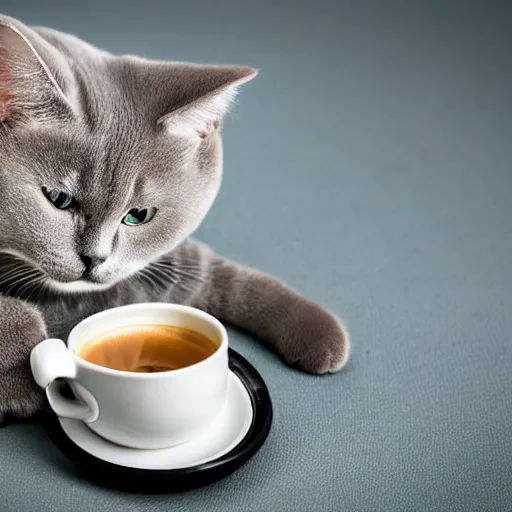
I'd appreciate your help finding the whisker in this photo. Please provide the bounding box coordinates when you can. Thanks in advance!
[139,268,162,291]
[154,261,204,271]
[152,260,205,280]
[16,271,43,298]
[0,252,49,299]
[129,272,146,292]
[176,280,201,295]
[141,269,161,290]
[1,266,35,283]
[168,256,222,269]
[137,271,154,290]
[4,271,37,296]
[22,276,45,302]
[149,265,179,286]
[146,267,173,290]
[0,267,35,283]
[167,268,204,283]
[32,277,48,304]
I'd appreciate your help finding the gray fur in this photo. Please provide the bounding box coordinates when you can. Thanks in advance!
[0,14,349,421]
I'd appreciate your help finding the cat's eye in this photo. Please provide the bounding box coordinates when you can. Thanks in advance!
[42,187,75,210]
[122,207,157,226]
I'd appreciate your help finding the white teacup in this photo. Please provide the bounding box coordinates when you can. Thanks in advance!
[30,303,229,450]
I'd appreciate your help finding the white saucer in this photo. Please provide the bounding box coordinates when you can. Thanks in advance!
[58,370,253,470]
[42,349,272,491]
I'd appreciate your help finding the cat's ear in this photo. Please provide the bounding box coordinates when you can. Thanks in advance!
[0,15,78,125]
[156,64,257,138]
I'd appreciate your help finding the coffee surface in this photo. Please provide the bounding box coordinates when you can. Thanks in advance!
[79,325,217,372]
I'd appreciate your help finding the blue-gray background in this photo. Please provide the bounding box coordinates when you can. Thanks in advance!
[0,1,511,511]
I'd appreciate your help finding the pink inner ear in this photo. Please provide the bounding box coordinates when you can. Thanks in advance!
[199,119,220,139]
[0,54,13,122]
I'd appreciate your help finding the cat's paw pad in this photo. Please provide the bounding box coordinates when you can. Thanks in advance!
[279,300,350,375]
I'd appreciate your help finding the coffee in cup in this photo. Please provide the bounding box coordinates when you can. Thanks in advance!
[30,303,229,450]
[79,324,217,373]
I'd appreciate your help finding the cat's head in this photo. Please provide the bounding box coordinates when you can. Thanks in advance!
[0,14,256,293]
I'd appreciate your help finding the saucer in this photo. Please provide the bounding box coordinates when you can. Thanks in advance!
[41,349,272,492]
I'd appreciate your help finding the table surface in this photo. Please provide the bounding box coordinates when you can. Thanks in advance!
[1,1,511,511]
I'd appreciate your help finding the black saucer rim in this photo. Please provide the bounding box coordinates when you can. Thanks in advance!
[41,348,273,493]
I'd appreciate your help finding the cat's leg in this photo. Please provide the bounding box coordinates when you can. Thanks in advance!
[179,241,350,374]
[0,296,47,423]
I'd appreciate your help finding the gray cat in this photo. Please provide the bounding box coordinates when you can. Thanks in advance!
[0,14,350,422]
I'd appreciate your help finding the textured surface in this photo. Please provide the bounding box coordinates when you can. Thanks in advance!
[1,1,512,511]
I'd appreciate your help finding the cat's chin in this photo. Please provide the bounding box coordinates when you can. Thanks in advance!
[48,278,116,294]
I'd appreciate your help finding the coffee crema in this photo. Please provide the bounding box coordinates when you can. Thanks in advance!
[78,324,217,373]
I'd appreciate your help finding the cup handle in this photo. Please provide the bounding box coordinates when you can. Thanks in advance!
[30,338,99,423]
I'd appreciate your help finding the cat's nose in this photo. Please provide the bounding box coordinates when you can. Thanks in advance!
[80,254,106,274]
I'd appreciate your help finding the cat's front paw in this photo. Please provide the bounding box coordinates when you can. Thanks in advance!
[0,366,46,424]
[278,298,350,375]
[0,297,47,423]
